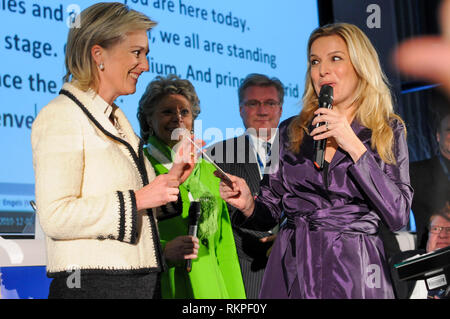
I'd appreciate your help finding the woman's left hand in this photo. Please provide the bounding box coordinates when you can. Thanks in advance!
[310,108,367,163]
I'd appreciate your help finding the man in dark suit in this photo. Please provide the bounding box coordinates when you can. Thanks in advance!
[410,94,450,249]
[207,73,283,298]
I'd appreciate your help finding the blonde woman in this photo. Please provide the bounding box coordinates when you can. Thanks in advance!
[31,3,193,298]
[218,23,413,298]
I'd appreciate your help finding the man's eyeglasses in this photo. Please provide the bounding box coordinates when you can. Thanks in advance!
[243,99,281,108]
[429,226,450,235]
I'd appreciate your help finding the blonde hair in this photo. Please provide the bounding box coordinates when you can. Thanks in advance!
[288,23,405,164]
[64,2,156,91]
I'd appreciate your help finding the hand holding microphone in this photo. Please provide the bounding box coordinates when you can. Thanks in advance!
[164,201,201,272]
[162,201,201,268]
[186,200,201,272]
[163,235,199,266]
[311,85,367,164]
[312,85,333,169]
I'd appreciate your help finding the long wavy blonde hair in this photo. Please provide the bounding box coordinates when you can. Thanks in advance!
[288,23,405,164]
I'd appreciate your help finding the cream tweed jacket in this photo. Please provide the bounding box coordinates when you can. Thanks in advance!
[31,83,163,277]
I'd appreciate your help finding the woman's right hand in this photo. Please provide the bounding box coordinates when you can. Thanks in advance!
[135,174,180,210]
[215,173,255,218]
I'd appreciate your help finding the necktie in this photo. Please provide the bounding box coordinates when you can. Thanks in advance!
[257,141,272,176]
[264,141,272,167]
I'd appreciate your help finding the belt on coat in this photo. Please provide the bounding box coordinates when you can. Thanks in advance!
[281,204,380,297]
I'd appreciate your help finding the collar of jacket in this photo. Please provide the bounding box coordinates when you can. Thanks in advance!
[61,83,140,148]
[58,82,149,186]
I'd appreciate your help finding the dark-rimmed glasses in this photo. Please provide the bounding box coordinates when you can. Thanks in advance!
[429,226,450,235]
[243,99,280,108]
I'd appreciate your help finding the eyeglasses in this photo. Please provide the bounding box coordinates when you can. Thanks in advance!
[243,99,281,108]
[159,107,193,118]
[429,226,450,235]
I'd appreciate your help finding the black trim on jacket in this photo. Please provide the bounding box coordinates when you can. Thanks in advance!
[59,89,165,272]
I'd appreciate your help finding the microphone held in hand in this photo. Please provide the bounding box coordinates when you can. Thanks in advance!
[186,200,201,272]
[313,85,334,170]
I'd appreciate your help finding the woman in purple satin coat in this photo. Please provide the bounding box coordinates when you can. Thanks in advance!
[217,23,413,299]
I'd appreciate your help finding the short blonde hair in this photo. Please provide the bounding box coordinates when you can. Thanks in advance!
[64,2,156,91]
[289,23,405,164]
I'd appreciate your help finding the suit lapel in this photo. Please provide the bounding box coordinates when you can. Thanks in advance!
[63,83,117,135]
[238,135,261,193]
[60,83,150,184]
[245,162,261,195]
[212,135,261,194]
[114,107,141,154]
[62,83,141,159]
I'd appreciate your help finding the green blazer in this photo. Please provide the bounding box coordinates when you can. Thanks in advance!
[145,136,246,299]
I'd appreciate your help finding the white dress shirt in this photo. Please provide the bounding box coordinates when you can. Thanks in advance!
[245,129,277,179]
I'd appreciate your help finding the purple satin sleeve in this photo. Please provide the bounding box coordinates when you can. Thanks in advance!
[237,137,287,231]
[235,199,278,231]
[349,123,413,231]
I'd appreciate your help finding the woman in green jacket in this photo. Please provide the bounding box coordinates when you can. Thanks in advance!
[137,74,246,299]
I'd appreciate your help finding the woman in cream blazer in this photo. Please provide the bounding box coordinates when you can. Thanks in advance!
[31,3,194,299]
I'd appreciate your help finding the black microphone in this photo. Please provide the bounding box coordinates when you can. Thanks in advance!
[313,85,333,170]
[186,200,201,272]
